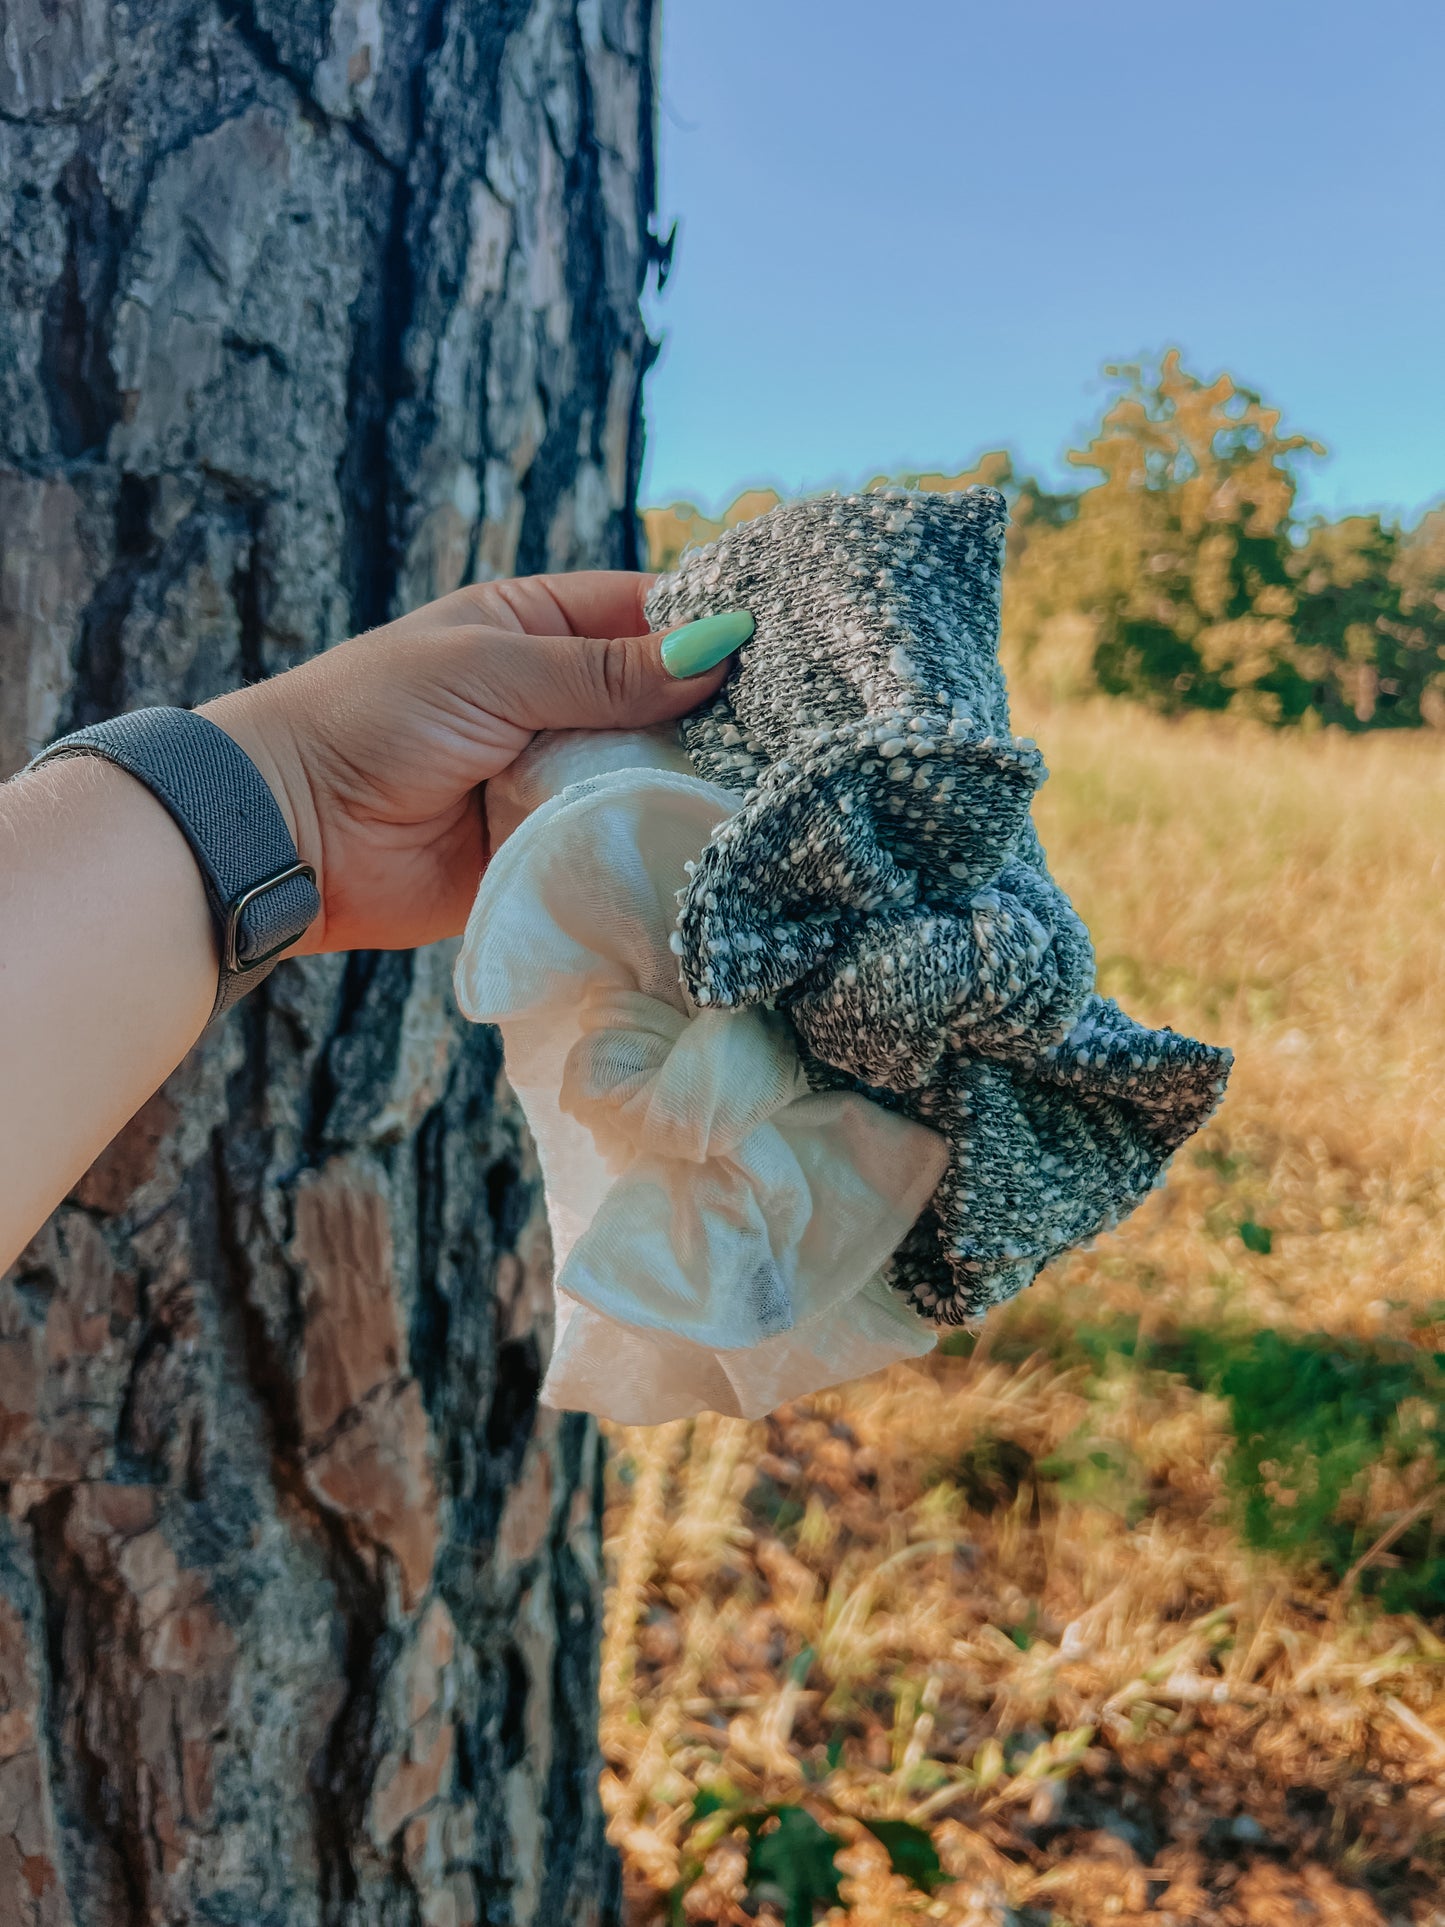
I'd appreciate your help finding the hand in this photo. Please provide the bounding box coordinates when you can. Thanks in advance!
[0,570,745,1263]
[200,573,747,955]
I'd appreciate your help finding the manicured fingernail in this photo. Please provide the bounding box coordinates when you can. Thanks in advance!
[660,609,754,678]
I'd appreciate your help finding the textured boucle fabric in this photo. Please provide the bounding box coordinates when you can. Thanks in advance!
[644,487,1233,1322]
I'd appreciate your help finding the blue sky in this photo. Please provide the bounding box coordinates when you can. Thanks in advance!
[641,0,1444,525]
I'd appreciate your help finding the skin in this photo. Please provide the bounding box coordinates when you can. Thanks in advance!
[0,572,731,1269]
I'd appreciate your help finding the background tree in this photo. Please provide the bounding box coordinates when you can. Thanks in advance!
[0,1,659,1919]
[1002,351,1323,720]
[647,353,1445,732]
[1289,507,1445,727]
[1002,356,1445,728]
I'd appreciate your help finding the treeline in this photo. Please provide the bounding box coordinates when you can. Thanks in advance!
[645,353,1445,730]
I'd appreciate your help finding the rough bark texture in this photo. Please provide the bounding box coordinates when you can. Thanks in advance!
[0,1,660,1919]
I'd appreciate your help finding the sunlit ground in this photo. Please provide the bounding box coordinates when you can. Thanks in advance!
[600,702,1445,1925]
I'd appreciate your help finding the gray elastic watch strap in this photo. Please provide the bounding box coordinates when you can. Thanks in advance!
[30,706,321,1020]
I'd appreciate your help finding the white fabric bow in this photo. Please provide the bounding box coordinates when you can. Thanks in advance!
[454,731,948,1423]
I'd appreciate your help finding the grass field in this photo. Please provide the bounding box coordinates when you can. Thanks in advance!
[598,701,1445,1926]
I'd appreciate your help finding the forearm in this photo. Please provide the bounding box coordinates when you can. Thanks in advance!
[0,757,216,1266]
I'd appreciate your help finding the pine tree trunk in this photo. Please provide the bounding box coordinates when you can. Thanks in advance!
[0,2,658,1918]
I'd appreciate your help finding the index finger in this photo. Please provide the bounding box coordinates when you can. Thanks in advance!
[387,570,657,643]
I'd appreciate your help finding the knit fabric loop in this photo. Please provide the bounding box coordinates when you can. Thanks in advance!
[561,987,808,1165]
[785,866,1091,1095]
[645,486,1234,1323]
[676,721,1051,1015]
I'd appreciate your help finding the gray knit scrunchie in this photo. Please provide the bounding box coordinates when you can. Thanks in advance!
[644,487,1232,1323]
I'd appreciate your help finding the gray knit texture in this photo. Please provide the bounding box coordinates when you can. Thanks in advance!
[644,487,1232,1323]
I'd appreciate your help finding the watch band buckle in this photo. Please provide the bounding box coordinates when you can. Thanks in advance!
[223,860,318,974]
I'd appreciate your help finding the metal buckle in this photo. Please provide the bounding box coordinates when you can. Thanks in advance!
[222,860,317,974]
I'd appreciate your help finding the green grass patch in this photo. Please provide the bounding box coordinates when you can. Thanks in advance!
[745,1469,807,1537]
[674,1789,948,1924]
[1034,1316,1445,1615]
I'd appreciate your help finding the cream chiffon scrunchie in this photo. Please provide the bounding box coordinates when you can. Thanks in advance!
[453,728,948,1425]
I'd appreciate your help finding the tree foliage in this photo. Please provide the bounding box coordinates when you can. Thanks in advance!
[646,351,1445,730]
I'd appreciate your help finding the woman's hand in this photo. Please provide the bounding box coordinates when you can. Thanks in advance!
[200,572,746,954]
[0,569,745,1266]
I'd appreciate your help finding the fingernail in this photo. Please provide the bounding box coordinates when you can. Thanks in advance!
[660,609,754,679]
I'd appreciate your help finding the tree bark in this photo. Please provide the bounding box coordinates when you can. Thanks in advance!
[0,1,658,1919]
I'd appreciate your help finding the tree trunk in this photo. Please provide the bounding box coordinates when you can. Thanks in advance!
[0,1,658,1919]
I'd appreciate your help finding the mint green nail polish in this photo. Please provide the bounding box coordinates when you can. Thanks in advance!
[661,609,754,678]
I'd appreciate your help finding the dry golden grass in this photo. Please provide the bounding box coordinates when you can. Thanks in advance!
[601,703,1445,1926]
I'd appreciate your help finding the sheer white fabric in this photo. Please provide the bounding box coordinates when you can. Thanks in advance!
[454,730,947,1423]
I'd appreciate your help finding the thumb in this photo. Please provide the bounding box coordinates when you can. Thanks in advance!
[479,609,754,733]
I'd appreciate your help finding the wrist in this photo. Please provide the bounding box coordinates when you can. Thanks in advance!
[199,687,327,951]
